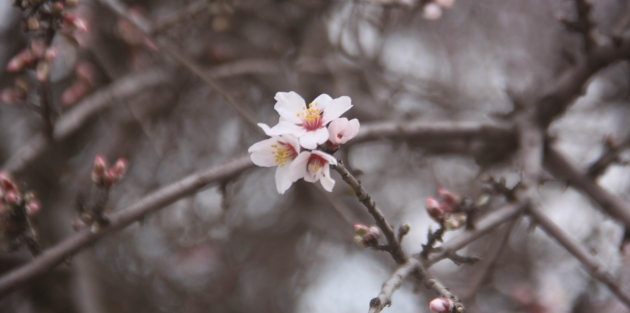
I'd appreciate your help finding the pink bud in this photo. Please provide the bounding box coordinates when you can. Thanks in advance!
[0,172,16,191]
[64,14,88,32]
[435,0,455,9]
[93,155,107,174]
[111,158,127,177]
[438,188,461,206]
[30,40,46,58]
[422,3,443,21]
[354,224,370,236]
[327,118,360,146]
[5,191,19,205]
[26,200,41,216]
[6,56,23,72]
[429,297,452,313]
[426,198,445,220]
[75,62,96,85]
[52,2,64,15]
[45,49,57,61]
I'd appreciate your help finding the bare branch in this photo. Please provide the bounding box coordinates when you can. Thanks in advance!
[368,259,418,313]
[586,135,630,179]
[2,68,170,174]
[0,154,254,296]
[96,0,261,132]
[544,145,630,227]
[528,205,630,308]
[332,160,406,264]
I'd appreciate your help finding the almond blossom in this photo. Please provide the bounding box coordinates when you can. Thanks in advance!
[290,150,337,192]
[327,117,360,147]
[248,134,301,194]
[266,92,353,149]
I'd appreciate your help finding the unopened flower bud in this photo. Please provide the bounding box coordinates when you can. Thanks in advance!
[109,158,127,182]
[36,61,51,82]
[398,223,411,237]
[27,17,40,31]
[30,40,46,58]
[45,48,57,61]
[422,3,443,21]
[0,172,16,191]
[5,191,20,205]
[426,197,444,220]
[438,188,461,206]
[26,200,41,216]
[435,0,455,9]
[51,2,64,15]
[354,224,370,236]
[62,80,91,106]
[93,155,107,174]
[429,297,453,313]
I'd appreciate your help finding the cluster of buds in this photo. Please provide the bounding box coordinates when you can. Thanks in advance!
[422,0,456,21]
[61,61,96,106]
[3,0,86,106]
[0,172,41,255]
[353,224,382,247]
[92,155,127,188]
[425,187,468,230]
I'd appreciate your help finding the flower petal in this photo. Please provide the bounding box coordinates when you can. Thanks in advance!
[299,127,329,149]
[327,118,348,144]
[258,123,273,136]
[339,118,360,144]
[311,94,333,110]
[320,164,335,192]
[275,91,306,124]
[275,162,293,194]
[322,96,352,124]
[269,121,307,137]
[312,150,337,166]
[289,151,310,182]
[281,134,301,154]
[248,138,279,167]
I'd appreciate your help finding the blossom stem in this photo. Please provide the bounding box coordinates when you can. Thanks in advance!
[331,160,406,264]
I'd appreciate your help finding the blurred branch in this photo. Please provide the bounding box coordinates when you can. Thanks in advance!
[586,135,630,179]
[2,68,170,174]
[0,154,254,296]
[96,0,261,132]
[152,0,211,34]
[528,204,630,308]
[544,145,630,227]
[561,0,597,52]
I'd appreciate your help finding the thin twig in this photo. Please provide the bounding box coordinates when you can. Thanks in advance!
[544,145,630,227]
[96,0,261,133]
[152,0,211,34]
[2,68,170,174]
[586,135,630,179]
[528,205,630,308]
[368,259,418,313]
[0,154,254,296]
[332,160,405,264]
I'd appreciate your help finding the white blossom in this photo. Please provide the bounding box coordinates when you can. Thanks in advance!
[248,134,301,194]
[265,91,353,149]
[290,150,337,192]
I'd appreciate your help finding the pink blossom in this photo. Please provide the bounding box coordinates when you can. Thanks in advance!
[327,118,360,146]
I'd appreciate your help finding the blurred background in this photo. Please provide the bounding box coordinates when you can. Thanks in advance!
[1,0,630,312]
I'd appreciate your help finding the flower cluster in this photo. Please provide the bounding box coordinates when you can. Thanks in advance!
[92,155,128,188]
[0,172,42,255]
[248,92,360,194]
[353,224,382,247]
[425,187,467,230]
[422,0,456,21]
[2,0,87,105]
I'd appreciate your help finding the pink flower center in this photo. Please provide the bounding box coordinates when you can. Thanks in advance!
[296,103,324,131]
[271,141,298,167]
[307,154,327,175]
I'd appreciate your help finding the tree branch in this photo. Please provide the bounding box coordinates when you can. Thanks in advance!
[544,145,630,227]
[0,154,254,296]
[2,68,170,174]
[369,259,418,313]
[528,204,630,308]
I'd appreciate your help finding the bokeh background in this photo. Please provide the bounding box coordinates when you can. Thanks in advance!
[1,0,630,312]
